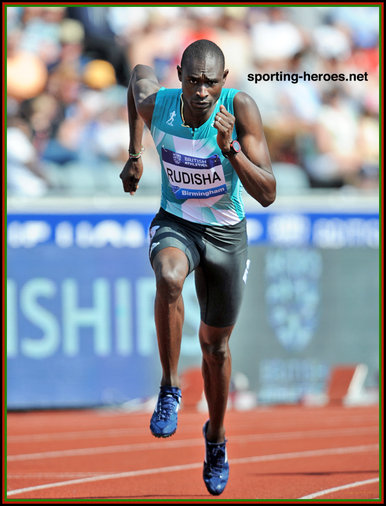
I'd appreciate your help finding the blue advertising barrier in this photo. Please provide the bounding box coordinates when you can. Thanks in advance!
[7,209,379,409]
[7,210,380,249]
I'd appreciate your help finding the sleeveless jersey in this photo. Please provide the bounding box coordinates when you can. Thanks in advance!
[150,87,244,226]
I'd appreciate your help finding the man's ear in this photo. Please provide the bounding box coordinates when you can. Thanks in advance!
[223,69,229,83]
[177,65,182,82]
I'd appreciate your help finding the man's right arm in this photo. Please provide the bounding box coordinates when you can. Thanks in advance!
[120,65,160,194]
[129,64,160,136]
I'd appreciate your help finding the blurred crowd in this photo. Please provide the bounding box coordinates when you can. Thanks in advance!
[7,6,379,198]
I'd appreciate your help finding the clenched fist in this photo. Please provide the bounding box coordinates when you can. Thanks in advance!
[214,105,235,153]
[120,157,143,195]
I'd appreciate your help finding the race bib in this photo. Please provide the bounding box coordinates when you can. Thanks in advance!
[161,147,227,199]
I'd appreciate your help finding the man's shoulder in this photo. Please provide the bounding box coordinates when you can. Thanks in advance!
[151,88,181,130]
[221,87,240,97]
[156,88,180,100]
[233,91,258,110]
[231,90,251,101]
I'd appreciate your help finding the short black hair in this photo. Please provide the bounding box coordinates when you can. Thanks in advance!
[181,39,225,70]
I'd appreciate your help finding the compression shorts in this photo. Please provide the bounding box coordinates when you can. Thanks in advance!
[148,208,249,327]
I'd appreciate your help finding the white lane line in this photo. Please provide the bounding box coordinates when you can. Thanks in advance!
[7,424,378,444]
[8,427,146,443]
[299,477,380,499]
[7,462,202,497]
[8,473,108,479]
[7,444,379,497]
[7,426,379,462]
[7,422,208,443]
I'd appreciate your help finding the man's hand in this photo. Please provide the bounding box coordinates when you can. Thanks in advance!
[214,105,235,152]
[119,157,143,195]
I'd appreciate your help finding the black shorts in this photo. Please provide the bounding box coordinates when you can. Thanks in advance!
[148,208,249,327]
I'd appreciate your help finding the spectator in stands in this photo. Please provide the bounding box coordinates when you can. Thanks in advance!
[66,6,131,86]
[6,5,379,197]
[7,117,51,197]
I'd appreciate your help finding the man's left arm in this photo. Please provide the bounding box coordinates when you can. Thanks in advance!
[214,92,276,207]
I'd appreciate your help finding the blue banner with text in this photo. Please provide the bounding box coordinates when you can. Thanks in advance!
[7,210,379,409]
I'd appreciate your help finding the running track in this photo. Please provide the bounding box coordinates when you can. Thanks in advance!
[6,404,381,501]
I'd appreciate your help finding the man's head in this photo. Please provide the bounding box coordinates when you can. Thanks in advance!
[180,39,225,71]
[177,39,228,119]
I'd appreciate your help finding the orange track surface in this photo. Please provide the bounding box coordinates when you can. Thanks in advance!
[6,404,381,501]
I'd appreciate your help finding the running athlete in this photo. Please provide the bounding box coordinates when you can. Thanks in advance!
[120,39,276,496]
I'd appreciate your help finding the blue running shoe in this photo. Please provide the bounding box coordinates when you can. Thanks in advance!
[202,420,229,495]
[150,386,181,438]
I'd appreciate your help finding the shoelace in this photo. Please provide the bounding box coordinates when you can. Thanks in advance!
[155,393,179,421]
[207,443,227,473]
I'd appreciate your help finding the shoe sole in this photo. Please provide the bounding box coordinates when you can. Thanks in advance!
[205,486,224,496]
[150,428,176,438]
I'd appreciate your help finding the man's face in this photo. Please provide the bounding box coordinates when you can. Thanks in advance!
[177,55,228,117]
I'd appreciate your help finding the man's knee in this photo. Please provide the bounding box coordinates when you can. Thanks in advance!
[155,263,186,302]
[153,248,189,302]
[201,343,230,363]
[200,339,230,365]
[199,324,233,364]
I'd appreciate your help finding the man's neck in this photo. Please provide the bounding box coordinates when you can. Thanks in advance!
[181,95,215,129]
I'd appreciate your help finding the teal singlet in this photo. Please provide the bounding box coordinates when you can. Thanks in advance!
[150,87,244,226]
